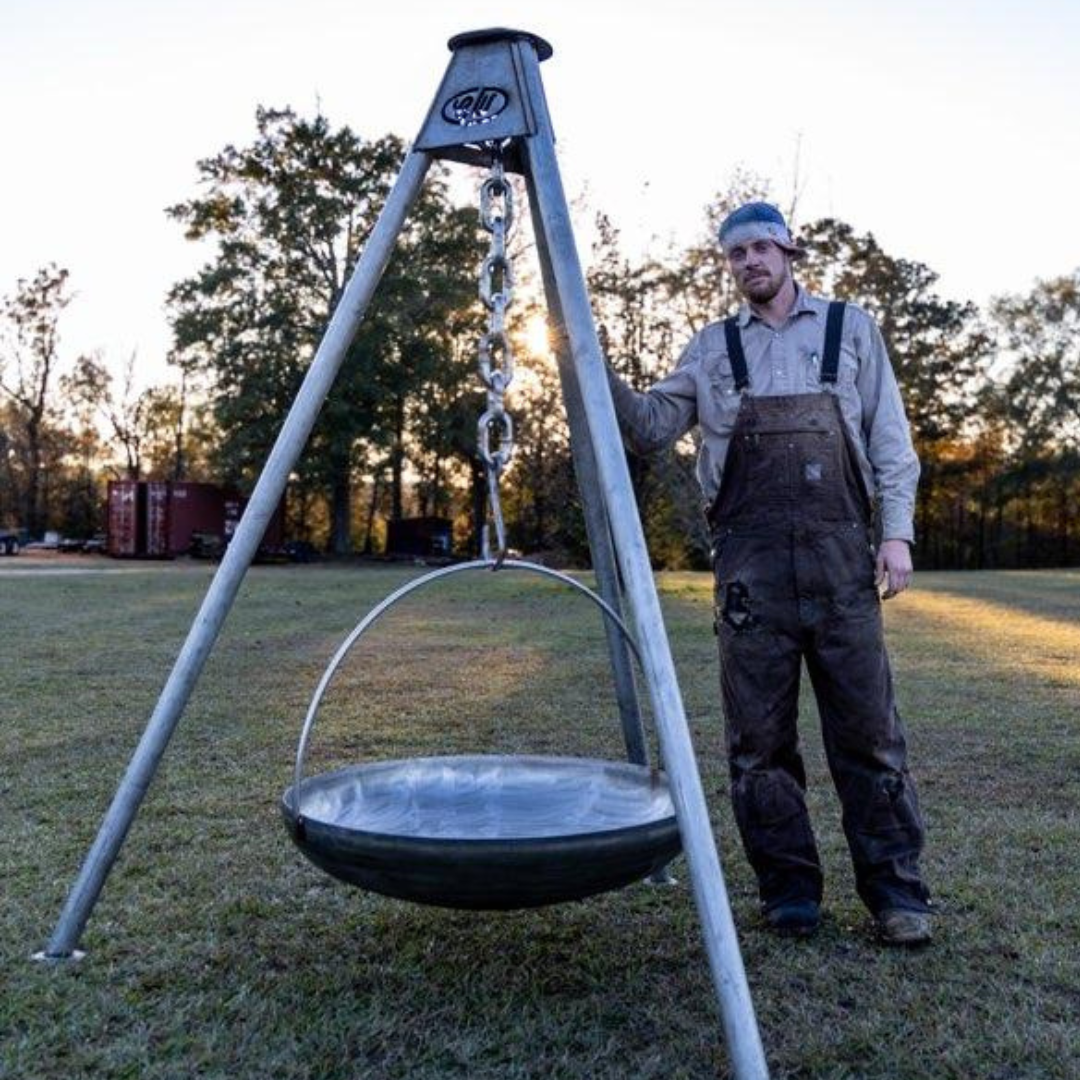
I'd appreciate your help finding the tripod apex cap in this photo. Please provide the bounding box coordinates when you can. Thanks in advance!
[447,28,553,61]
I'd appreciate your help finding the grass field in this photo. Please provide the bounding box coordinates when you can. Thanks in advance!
[2,557,1078,1079]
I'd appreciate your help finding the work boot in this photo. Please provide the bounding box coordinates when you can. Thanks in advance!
[876,909,932,946]
[764,899,820,937]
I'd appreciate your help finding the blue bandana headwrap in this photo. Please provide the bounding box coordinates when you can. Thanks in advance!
[718,202,806,260]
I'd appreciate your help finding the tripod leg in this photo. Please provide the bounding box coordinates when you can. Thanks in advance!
[523,173,648,769]
[516,59,769,1080]
[41,150,433,960]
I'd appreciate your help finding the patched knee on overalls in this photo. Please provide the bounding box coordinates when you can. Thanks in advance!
[863,770,921,845]
[871,770,908,814]
[718,580,758,633]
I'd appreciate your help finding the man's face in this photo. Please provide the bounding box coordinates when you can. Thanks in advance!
[726,239,792,304]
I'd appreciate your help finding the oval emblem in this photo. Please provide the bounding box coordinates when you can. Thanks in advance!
[441,86,509,127]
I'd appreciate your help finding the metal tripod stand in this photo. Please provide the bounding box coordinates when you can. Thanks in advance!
[42,28,769,1080]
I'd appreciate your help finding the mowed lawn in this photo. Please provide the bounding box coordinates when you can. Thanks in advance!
[2,558,1078,1079]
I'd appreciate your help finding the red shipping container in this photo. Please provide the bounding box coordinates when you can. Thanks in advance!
[106,480,286,558]
[146,482,171,557]
[107,481,139,556]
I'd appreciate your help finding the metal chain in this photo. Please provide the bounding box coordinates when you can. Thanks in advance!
[476,144,516,562]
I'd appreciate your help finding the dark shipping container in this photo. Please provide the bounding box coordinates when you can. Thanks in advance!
[385,516,453,558]
[168,483,226,554]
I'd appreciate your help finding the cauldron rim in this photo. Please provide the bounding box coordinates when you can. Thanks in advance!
[282,752,677,843]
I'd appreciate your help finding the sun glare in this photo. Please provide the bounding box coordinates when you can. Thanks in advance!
[523,313,551,358]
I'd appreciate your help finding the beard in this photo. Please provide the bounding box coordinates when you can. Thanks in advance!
[739,268,785,304]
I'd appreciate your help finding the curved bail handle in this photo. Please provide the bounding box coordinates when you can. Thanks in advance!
[288,558,644,818]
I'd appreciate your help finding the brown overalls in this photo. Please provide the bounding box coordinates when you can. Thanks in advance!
[709,307,930,916]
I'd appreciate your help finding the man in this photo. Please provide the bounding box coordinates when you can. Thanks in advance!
[605,202,931,944]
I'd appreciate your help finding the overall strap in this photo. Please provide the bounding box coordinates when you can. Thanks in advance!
[820,300,846,384]
[723,316,750,391]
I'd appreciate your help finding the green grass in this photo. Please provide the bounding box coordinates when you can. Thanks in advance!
[2,560,1079,1079]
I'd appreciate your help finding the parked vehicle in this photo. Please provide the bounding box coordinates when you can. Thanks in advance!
[57,534,107,554]
[0,530,20,556]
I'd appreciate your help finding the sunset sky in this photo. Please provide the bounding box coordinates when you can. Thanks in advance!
[3,0,1077,385]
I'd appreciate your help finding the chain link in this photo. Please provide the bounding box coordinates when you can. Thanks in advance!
[476,145,516,561]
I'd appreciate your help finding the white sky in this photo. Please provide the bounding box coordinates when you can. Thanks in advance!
[2,0,1078,386]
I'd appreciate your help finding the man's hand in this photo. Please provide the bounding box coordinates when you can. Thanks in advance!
[875,539,913,600]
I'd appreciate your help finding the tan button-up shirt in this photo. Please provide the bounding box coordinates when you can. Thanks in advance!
[606,288,920,542]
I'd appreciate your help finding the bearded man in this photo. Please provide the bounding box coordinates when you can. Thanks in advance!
[605,202,932,945]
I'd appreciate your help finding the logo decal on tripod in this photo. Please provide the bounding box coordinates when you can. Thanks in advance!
[441,87,509,127]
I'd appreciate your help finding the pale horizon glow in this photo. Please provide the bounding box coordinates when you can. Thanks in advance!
[2,0,1078,388]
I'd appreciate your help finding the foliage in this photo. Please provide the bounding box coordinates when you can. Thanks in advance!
[585,214,693,562]
[990,270,1080,452]
[5,125,1078,567]
[0,267,200,539]
[578,178,776,566]
[167,107,485,552]
[914,270,1080,567]
[502,338,580,559]
[589,213,678,390]
[63,353,204,482]
[0,265,76,534]
[662,168,771,336]
[797,217,988,448]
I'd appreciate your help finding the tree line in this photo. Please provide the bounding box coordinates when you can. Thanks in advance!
[1,108,1076,569]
